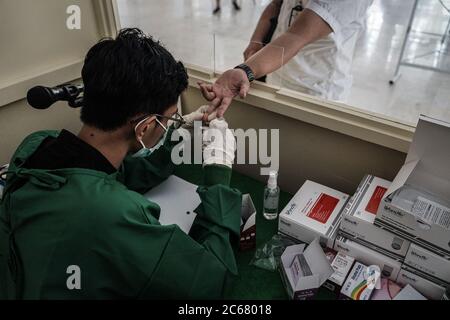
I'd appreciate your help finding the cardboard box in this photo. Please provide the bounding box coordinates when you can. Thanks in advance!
[240,194,256,251]
[279,239,334,300]
[396,266,447,300]
[279,180,349,248]
[375,116,450,256]
[322,251,355,296]
[340,175,410,258]
[404,243,450,284]
[370,278,403,300]
[394,284,427,300]
[339,262,374,300]
[334,235,402,281]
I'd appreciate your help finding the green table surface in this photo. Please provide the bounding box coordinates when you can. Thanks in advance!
[175,164,335,300]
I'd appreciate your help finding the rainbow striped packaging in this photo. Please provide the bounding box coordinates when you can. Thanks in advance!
[340,262,374,300]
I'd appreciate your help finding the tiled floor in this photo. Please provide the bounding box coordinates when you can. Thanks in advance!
[117,0,450,126]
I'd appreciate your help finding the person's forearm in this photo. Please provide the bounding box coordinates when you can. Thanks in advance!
[245,8,332,78]
[249,0,283,43]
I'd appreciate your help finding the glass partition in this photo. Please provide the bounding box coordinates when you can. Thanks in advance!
[214,35,285,89]
[116,0,450,127]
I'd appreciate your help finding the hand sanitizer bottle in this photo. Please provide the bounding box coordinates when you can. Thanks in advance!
[263,171,280,220]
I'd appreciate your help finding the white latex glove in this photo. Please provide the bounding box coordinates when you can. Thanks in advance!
[203,118,236,168]
[181,105,217,128]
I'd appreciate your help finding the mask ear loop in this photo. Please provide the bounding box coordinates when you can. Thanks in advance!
[134,116,152,149]
[155,117,168,132]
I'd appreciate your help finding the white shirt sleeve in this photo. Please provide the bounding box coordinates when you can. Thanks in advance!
[305,0,373,43]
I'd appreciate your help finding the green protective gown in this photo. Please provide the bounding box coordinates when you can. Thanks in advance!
[0,128,242,299]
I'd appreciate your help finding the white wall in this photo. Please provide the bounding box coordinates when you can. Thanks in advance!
[0,0,101,88]
[0,0,117,164]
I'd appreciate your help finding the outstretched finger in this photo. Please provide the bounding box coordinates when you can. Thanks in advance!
[207,110,218,122]
[198,82,216,101]
[217,96,232,118]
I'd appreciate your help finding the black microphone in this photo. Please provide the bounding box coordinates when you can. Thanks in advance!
[27,84,84,109]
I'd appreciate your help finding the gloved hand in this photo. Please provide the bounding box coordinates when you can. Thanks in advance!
[203,118,236,168]
[181,105,217,128]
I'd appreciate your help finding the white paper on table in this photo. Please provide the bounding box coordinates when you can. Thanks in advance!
[144,176,200,233]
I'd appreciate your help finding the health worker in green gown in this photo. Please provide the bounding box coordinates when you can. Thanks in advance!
[0,28,241,300]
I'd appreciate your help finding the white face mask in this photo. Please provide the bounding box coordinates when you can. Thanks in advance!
[132,116,168,158]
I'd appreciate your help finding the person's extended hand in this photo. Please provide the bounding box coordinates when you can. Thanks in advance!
[198,68,250,118]
[243,41,263,60]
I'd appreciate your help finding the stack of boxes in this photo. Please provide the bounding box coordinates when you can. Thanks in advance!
[277,116,450,300]
[336,175,406,282]
[331,164,450,300]
[374,116,450,300]
[397,244,449,300]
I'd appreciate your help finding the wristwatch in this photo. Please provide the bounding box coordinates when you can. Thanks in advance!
[234,64,256,82]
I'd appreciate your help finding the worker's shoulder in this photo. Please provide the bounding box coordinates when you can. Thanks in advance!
[19,130,60,146]
[8,130,60,168]
[14,129,59,155]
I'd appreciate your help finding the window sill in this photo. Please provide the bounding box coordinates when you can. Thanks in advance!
[185,63,414,153]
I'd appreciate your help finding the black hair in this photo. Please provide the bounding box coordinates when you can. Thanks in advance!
[80,28,188,131]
